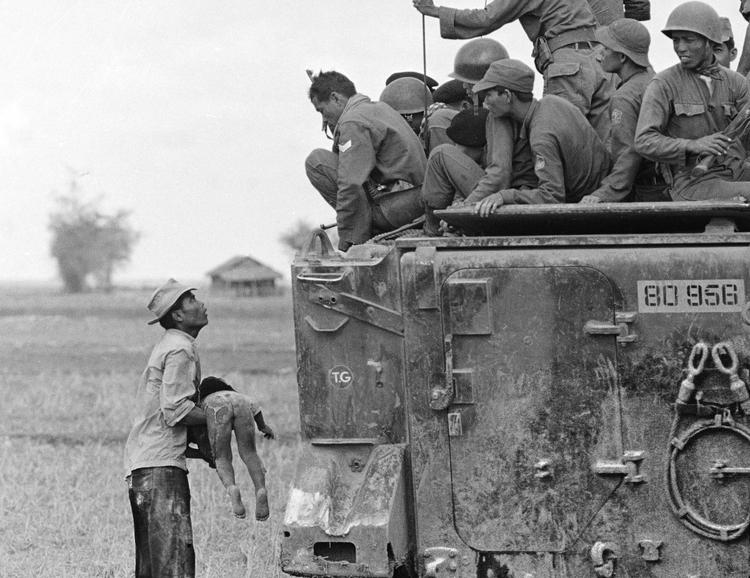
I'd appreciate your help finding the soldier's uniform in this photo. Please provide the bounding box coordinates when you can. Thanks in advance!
[432,0,614,141]
[634,3,750,201]
[497,95,610,204]
[424,106,460,151]
[305,94,426,248]
[588,18,666,202]
[422,112,537,233]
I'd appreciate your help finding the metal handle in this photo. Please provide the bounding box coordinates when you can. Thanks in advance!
[593,450,646,483]
[300,227,336,259]
[296,272,346,283]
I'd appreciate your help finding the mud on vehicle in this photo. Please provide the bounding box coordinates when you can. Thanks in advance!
[280,201,750,578]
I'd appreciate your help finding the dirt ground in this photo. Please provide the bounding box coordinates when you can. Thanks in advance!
[0,284,300,577]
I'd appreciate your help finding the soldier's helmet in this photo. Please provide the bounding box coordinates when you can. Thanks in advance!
[662,1,722,44]
[449,38,510,84]
[379,77,433,114]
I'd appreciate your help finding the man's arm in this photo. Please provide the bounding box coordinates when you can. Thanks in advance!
[635,79,691,164]
[181,406,206,426]
[334,120,379,248]
[739,3,750,75]
[585,92,641,202]
[160,350,200,427]
[413,0,525,39]
[464,116,515,203]
[635,79,734,163]
[473,134,566,215]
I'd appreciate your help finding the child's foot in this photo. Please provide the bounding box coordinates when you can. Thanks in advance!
[255,488,270,521]
[228,485,246,519]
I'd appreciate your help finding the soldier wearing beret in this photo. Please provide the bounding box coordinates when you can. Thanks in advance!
[473,59,610,215]
[424,79,470,152]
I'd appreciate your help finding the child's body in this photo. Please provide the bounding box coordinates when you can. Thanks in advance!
[198,377,274,520]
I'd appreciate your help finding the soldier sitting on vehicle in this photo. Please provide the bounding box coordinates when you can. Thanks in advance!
[714,17,738,69]
[379,76,434,136]
[422,79,469,152]
[472,59,610,216]
[635,1,750,202]
[580,18,669,204]
[305,71,426,251]
[420,107,489,234]
[421,39,539,235]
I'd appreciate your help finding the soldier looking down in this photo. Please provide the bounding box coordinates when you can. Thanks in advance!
[421,39,539,235]
[305,71,426,251]
[379,76,434,136]
[635,1,750,202]
[412,0,615,142]
[472,59,610,215]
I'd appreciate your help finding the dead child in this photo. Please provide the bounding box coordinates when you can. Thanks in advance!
[191,376,274,520]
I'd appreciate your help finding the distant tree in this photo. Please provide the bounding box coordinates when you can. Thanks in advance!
[279,219,338,257]
[49,177,139,293]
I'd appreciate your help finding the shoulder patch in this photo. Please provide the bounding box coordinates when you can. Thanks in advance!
[535,154,546,172]
[611,109,623,125]
[339,139,352,152]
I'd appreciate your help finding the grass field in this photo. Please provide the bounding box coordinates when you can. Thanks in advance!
[0,285,301,578]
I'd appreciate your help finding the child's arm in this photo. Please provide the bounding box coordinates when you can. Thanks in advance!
[254,411,275,439]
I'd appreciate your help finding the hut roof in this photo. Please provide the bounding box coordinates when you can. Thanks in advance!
[207,255,282,282]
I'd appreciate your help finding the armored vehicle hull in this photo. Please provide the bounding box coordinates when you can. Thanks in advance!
[282,202,750,577]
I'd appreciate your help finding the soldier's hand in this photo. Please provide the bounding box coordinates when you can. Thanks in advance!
[474,193,504,217]
[579,195,601,204]
[686,133,733,157]
[261,426,275,440]
[413,0,439,17]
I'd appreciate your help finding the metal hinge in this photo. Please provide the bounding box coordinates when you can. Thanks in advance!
[430,334,455,410]
[585,311,638,344]
[593,450,646,483]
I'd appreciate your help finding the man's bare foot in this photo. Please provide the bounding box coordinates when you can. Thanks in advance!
[255,488,269,521]
[228,485,246,519]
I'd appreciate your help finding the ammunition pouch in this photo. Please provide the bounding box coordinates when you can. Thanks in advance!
[532,36,554,74]
[533,28,598,74]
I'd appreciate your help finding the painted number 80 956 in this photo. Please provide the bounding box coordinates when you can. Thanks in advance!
[637,280,745,313]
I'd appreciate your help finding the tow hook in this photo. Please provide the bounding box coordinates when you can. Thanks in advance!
[590,541,618,577]
[712,342,749,403]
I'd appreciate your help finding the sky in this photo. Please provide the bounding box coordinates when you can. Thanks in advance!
[0,1,747,285]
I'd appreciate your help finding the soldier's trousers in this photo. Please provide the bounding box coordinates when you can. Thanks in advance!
[305,149,423,236]
[543,46,616,144]
[422,144,484,235]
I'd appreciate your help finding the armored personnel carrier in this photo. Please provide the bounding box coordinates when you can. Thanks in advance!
[281,202,750,577]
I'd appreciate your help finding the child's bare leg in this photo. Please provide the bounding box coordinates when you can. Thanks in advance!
[206,405,246,518]
[234,409,269,521]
